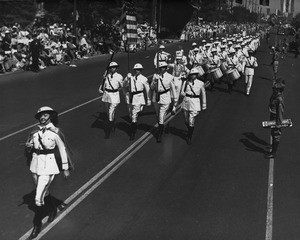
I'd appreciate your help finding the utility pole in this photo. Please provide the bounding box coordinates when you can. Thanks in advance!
[73,0,77,37]
[218,0,221,24]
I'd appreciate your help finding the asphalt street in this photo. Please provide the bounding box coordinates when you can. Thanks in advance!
[0,34,299,240]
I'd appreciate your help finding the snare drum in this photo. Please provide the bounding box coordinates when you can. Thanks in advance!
[211,68,223,80]
[220,62,227,73]
[227,68,240,81]
[196,65,205,77]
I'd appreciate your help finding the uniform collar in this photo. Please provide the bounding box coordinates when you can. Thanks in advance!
[38,122,54,130]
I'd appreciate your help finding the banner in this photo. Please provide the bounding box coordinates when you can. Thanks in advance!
[120,0,138,44]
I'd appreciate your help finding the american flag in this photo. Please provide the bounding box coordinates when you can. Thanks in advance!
[120,0,138,44]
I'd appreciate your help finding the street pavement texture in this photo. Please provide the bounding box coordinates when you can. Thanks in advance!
[0,34,299,240]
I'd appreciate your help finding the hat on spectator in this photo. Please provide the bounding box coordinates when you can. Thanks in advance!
[133,63,143,70]
[202,39,206,43]
[188,68,199,75]
[192,42,197,46]
[158,61,168,68]
[109,62,119,68]
[159,45,165,49]
[193,47,199,52]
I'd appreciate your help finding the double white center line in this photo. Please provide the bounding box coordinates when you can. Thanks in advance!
[19,102,181,240]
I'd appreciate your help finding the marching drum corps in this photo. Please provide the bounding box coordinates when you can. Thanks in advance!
[98,32,261,144]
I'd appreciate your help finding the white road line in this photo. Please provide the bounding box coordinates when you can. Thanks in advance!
[30,130,154,240]
[0,74,154,142]
[0,97,101,142]
[19,103,181,240]
[265,157,274,240]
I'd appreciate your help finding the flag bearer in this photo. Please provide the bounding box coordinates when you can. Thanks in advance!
[123,63,151,141]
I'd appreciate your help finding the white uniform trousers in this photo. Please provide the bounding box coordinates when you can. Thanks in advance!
[172,77,183,102]
[244,67,254,95]
[183,110,199,127]
[128,104,143,123]
[153,102,170,124]
[32,174,55,206]
[104,102,119,121]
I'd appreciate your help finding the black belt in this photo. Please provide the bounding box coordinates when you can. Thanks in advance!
[158,88,170,95]
[33,149,56,155]
[105,88,119,93]
[245,66,254,68]
[156,88,170,102]
[131,90,143,95]
[186,93,200,98]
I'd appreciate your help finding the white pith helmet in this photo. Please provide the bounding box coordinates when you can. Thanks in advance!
[133,63,143,70]
[189,68,199,75]
[35,106,57,119]
[108,62,118,68]
[158,61,168,68]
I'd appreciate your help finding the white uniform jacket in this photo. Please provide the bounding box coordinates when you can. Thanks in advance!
[181,79,206,112]
[101,72,123,104]
[151,72,177,104]
[29,123,68,175]
[242,56,258,76]
[154,51,170,68]
[123,74,150,105]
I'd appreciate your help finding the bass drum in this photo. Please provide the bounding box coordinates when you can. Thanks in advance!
[211,68,223,80]
[227,68,241,81]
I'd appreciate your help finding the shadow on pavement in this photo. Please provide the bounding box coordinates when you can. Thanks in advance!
[240,132,269,154]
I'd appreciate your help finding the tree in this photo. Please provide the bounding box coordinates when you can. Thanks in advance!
[0,0,35,27]
[291,13,300,30]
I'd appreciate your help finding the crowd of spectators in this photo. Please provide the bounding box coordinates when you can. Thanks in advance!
[180,21,267,41]
[0,20,159,74]
[0,19,269,74]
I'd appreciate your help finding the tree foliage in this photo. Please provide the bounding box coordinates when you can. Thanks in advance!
[291,13,300,30]
[0,0,36,27]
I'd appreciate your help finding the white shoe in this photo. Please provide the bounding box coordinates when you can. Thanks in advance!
[70,64,77,67]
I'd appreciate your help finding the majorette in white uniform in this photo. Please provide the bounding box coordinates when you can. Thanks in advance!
[123,63,151,140]
[180,68,207,145]
[25,106,72,238]
[150,61,177,143]
[99,61,124,136]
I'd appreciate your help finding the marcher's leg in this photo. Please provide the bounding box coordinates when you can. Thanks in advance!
[44,194,57,223]
[156,103,170,143]
[246,75,253,95]
[35,175,54,207]
[130,105,140,141]
[31,175,55,239]
[108,103,118,133]
[186,111,197,145]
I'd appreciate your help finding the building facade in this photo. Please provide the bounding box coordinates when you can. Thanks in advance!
[228,0,300,17]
